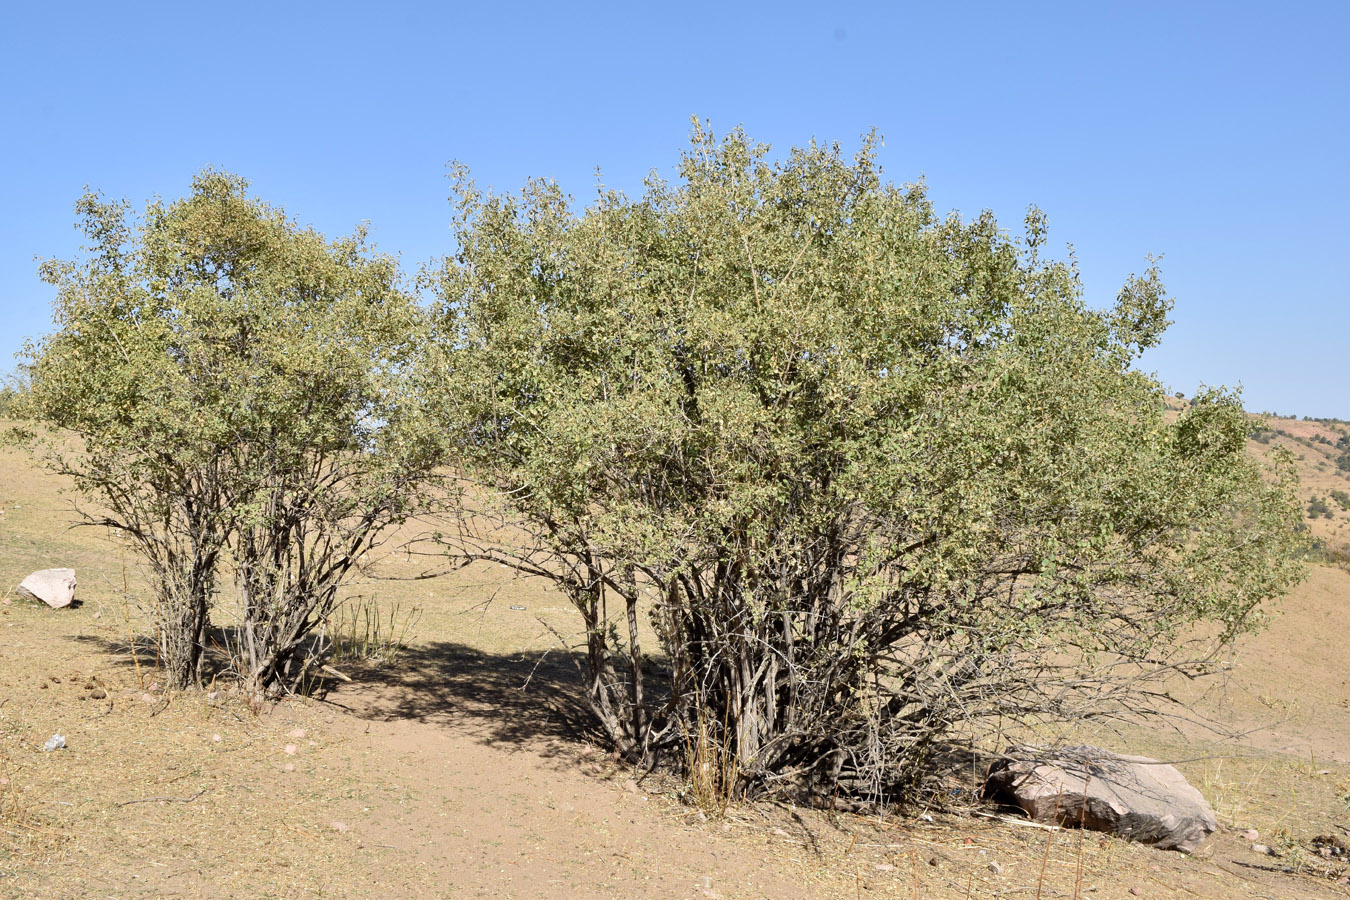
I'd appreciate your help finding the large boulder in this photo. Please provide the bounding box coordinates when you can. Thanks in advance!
[985,745,1217,853]
[16,568,77,609]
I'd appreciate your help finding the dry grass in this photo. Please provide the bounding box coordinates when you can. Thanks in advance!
[4,421,1350,898]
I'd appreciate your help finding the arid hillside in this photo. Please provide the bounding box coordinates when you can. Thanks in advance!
[2,416,1349,900]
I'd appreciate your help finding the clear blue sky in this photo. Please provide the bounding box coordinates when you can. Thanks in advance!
[2,1,1346,417]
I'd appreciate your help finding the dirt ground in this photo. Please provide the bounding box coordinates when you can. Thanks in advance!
[3,423,1350,900]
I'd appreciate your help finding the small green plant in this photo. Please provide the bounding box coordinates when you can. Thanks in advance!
[1308,496,1332,518]
[328,598,422,666]
[1332,489,1350,511]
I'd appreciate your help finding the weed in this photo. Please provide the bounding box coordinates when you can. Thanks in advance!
[682,701,741,820]
[328,597,422,666]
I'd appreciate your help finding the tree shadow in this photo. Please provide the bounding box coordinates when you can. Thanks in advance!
[64,631,599,752]
[330,641,599,751]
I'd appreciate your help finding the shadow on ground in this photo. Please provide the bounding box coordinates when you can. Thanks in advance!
[67,631,599,751]
[325,641,598,750]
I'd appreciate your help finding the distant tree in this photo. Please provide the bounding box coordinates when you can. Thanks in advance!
[427,124,1306,798]
[20,172,436,693]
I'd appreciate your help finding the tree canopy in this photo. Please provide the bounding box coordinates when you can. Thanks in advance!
[20,171,437,692]
[428,123,1305,796]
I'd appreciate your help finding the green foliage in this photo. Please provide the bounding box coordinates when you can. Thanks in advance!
[19,171,437,692]
[1308,496,1333,519]
[1331,489,1350,511]
[428,123,1306,796]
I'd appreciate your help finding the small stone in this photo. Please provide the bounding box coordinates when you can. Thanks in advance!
[284,744,298,755]
[41,734,66,752]
[988,862,1003,875]
[624,779,639,794]
[1250,843,1273,856]
[1129,888,1143,897]
[89,688,106,699]
[211,734,221,743]
[206,691,220,701]
[772,828,789,837]
[1241,829,1259,842]
[289,728,306,739]
[284,762,296,772]
[874,863,895,872]
[330,821,350,832]
[140,693,154,703]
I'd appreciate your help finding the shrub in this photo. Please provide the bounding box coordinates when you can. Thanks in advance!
[21,172,437,693]
[427,124,1305,798]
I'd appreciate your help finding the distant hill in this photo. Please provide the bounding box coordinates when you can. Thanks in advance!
[1166,395,1350,566]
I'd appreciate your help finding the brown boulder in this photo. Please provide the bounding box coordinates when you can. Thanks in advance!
[985,745,1217,853]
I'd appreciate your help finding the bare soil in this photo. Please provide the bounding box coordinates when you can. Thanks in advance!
[3,420,1350,900]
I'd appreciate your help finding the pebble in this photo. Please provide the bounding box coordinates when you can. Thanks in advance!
[988,862,1003,875]
[330,821,350,832]
[289,728,306,739]
[284,744,298,755]
[284,762,296,772]
[874,863,895,872]
[211,734,221,743]
[1241,828,1259,842]
[1251,843,1274,856]
[1129,888,1143,897]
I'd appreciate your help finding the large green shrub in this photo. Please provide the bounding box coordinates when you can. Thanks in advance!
[428,125,1305,797]
[20,172,437,693]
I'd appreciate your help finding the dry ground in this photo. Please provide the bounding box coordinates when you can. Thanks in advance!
[3,418,1350,900]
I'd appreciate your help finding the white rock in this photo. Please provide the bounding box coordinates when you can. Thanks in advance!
[16,569,77,609]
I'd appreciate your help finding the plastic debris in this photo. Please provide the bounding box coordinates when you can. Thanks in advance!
[41,734,66,752]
